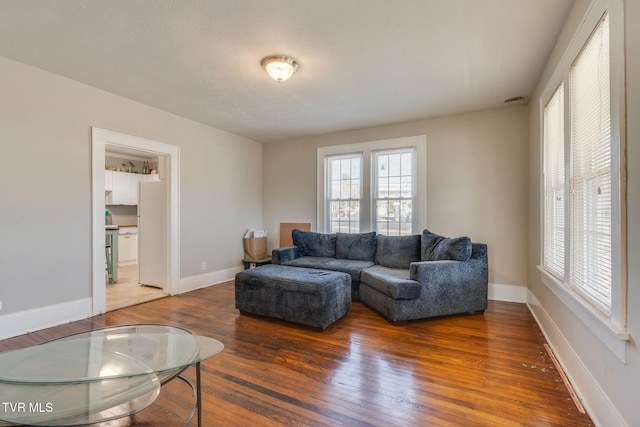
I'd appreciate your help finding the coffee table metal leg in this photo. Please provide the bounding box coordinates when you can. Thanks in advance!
[174,362,203,426]
[196,361,202,427]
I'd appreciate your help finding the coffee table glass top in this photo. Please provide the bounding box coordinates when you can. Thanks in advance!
[0,324,224,426]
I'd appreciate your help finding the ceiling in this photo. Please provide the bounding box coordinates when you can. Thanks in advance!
[0,0,576,143]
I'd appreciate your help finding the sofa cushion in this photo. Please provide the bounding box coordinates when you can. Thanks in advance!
[375,234,421,269]
[283,257,374,283]
[336,232,376,262]
[421,229,472,262]
[292,229,336,258]
[360,265,421,300]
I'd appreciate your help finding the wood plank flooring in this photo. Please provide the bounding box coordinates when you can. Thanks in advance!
[0,282,594,427]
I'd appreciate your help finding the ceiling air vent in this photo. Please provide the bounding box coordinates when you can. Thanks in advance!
[504,96,527,104]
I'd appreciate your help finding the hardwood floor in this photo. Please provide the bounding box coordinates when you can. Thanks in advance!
[0,282,594,427]
[106,264,166,311]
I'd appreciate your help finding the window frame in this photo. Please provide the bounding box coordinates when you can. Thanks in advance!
[317,136,426,235]
[537,0,627,360]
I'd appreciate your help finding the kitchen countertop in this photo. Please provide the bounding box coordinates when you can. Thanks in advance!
[117,224,137,227]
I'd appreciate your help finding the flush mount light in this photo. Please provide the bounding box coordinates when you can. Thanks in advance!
[261,55,299,82]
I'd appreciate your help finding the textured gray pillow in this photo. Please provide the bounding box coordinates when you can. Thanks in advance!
[421,229,472,261]
[292,229,336,258]
[336,232,377,261]
[375,234,421,269]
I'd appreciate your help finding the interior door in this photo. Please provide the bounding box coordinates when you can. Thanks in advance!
[138,180,167,289]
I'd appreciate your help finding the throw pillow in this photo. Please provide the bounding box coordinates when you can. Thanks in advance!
[421,229,472,261]
[292,229,336,258]
[336,232,376,261]
[375,234,421,269]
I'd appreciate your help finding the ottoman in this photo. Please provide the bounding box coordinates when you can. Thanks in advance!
[235,264,351,330]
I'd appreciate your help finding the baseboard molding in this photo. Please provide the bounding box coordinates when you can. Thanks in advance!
[179,265,244,294]
[488,282,527,303]
[527,291,624,427]
[0,298,92,341]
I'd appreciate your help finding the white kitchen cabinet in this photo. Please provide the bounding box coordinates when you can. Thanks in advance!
[118,226,138,266]
[141,173,160,183]
[106,171,141,205]
[105,170,113,192]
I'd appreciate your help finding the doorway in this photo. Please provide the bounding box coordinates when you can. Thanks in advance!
[91,128,180,315]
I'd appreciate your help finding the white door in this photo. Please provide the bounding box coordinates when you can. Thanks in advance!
[138,180,167,288]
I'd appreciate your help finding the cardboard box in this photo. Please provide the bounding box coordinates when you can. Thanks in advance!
[279,222,311,247]
[244,236,267,260]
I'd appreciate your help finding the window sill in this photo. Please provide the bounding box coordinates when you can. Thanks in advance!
[536,265,628,363]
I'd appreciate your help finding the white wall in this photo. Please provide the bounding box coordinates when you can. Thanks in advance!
[527,1,640,425]
[0,55,262,330]
[263,106,530,297]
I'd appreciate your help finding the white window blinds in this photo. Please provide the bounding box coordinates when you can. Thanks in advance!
[543,84,565,279]
[569,14,612,313]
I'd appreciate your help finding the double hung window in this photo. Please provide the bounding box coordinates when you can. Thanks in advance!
[540,3,626,347]
[327,154,362,233]
[318,136,426,235]
[374,148,415,235]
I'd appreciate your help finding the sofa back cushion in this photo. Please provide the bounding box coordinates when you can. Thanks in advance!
[292,229,336,258]
[375,234,421,269]
[421,229,472,261]
[336,232,376,261]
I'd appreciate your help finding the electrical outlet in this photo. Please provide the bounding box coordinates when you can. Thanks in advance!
[201,262,206,271]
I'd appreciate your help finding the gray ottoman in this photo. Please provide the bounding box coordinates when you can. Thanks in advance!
[235,264,351,330]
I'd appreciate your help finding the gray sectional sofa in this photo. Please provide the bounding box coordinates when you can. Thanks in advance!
[272,228,488,324]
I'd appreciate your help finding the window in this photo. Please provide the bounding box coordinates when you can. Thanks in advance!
[374,148,415,235]
[543,84,565,279]
[540,2,626,348]
[318,136,426,235]
[327,154,362,233]
[569,14,612,314]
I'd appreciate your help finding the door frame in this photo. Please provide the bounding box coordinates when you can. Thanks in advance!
[91,127,180,315]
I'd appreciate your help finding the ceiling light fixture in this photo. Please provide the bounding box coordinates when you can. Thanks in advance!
[261,55,299,82]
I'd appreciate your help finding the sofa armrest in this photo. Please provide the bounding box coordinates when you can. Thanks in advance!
[409,257,488,314]
[272,245,302,264]
[409,260,472,285]
[409,243,488,288]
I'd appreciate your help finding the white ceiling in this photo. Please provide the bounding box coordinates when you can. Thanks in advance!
[0,0,576,143]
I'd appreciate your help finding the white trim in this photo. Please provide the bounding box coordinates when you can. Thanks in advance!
[179,266,244,294]
[527,291,625,427]
[91,128,180,315]
[0,298,92,341]
[537,265,628,361]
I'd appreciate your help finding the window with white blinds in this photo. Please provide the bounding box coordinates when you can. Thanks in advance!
[569,14,612,313]
[542,13,616,317]
[543,84,565,279]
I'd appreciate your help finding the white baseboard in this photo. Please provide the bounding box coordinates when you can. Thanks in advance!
[178,265,243,294]
[488,282,527,303]
[0,298,92,341]
[527,291,624,427]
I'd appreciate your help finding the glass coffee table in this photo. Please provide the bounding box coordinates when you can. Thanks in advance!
[0,324,224,426]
